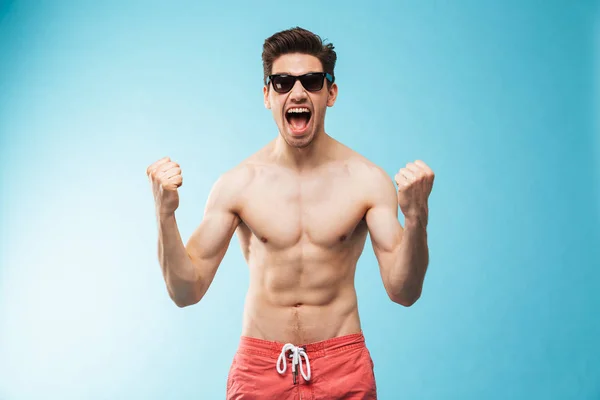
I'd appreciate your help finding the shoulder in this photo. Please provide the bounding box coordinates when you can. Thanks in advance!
[341,150,397,208]
[207,146,275,210]
[214,143,272,189]
[217,162,255,188]
[206,162,255,213]
[341,148,393,187]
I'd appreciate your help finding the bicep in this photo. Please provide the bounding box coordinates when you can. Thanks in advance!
[366,203,403,260]
[186,207,239,264]
[365,169,403,262]
[185,173,242,268]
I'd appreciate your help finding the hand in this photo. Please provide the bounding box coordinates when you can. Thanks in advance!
[395,160,435,224]
[146,157,183,216]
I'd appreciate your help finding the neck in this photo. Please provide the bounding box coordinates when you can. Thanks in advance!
[272,130,332,171]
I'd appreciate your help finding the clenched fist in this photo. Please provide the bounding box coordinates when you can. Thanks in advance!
[395,160,435,224]
[146,157,183,216]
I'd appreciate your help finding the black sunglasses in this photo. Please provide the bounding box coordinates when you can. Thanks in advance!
[266,72,335,94]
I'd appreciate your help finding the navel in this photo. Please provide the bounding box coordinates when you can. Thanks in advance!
[339,234,347,242]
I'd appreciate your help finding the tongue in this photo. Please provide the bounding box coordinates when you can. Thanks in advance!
[289,114,309,131]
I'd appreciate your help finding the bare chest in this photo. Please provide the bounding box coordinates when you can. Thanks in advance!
[237,168,368,249]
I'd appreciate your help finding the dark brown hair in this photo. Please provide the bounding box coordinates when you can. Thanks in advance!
[262,27,337,86]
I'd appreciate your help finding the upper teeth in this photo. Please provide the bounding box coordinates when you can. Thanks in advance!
[287,107,310,114]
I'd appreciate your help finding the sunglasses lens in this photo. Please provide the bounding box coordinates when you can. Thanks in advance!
[301,74,324,91]
[270,74,326,93]
[272,76,295,93]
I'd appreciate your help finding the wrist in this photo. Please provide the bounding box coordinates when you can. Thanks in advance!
[157,210,176,223]
[404,209,428,230]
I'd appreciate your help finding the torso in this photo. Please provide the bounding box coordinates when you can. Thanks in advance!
[232,139,378,344]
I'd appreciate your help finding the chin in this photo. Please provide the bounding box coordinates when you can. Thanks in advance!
[283,131,315,149]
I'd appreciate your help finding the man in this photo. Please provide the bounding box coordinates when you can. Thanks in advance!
[146,27,434,399]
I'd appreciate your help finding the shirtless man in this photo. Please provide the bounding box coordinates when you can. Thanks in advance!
[146,27,434,399]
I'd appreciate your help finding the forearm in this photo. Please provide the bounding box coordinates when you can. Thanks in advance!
[387,216,429,305]
[157,213,201,307]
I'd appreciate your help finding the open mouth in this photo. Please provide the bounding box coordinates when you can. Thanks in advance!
[285,107,312,134]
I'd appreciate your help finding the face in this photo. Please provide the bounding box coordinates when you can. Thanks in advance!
[263,53,338,148]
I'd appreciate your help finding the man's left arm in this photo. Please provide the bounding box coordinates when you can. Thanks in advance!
[365,160,435,306]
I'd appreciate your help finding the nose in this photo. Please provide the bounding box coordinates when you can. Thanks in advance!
[289,79,307,101]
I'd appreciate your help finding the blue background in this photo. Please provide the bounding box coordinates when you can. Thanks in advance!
[1,1,599,399]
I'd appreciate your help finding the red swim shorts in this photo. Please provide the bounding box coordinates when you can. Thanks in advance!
[226,332,377,399]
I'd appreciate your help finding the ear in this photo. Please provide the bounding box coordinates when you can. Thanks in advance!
[263,85,271,109]
[327,83,338,107]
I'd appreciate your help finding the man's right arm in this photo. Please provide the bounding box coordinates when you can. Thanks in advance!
[157,169,245,308]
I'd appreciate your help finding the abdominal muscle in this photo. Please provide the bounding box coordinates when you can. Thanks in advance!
[240,246,363,345]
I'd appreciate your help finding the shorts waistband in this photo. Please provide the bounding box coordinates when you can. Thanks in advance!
[237,332,366,360]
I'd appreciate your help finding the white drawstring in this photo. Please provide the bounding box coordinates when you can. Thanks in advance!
[276,343,311,383]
